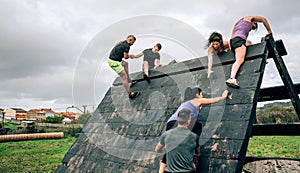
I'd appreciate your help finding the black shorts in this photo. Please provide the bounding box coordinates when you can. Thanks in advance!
[166,120,202,136]
[230,37,246,51]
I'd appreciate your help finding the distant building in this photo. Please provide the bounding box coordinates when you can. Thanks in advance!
[41,108,55,117]
[27,109,44,121]
[75,113,82,120]
[62,117,72,124]
[59,112,77,121]
[27,108,55,121]
[5,108,27,120]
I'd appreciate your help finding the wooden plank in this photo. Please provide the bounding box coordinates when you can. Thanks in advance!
[209,158,240,173]
[61,154,158,173]
[251,123,300,136]
[200,138,244,159]
[267,40,288,58]
[259,83,300,102]
[201,120,250,140]
[243,159,300,173]
[110,59,265,100]
[104,110,172,124]
[66,142,158,164]
[112,43,267,86]
[91,121,165,137]
[97,88,182,114]
[245,156,300,164]
[222,89,257,105]
[198,104,253,121]
[64,136,160,170]
[198,157,239,173]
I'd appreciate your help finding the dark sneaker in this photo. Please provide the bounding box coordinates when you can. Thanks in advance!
[226,78,240,89]
[129,91,140,99]
[143,73,150,83]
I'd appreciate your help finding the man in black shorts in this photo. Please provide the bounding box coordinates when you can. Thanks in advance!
[130,43,162,82]
[108,35,140,99]
[155,109,199,173]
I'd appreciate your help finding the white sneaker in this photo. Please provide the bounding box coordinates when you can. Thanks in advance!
[226,78,240,89]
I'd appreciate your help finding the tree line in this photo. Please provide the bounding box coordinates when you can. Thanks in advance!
[256,102,299,124]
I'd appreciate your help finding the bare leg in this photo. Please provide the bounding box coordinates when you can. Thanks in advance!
[143,61,149,76]
[122,61,131,82]
[159,161,166,173]
[230,45,247,79]
[118,70,130,94]
[246,40,252,46]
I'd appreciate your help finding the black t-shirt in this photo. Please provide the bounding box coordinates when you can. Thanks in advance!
[143,48,160,69]
[109,40,130,62]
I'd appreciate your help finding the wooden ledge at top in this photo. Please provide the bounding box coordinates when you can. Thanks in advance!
[113,41,271,86]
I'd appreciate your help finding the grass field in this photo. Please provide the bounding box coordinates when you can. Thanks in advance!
[247,136,300,158]
[0,137,75,173]
[3,122,19,131]
[0,136,299,172]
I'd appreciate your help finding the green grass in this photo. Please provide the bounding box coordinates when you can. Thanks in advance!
[0,137,76,173]
[0,136,299,172]
[3,122,19,131]
[247,136,300,158]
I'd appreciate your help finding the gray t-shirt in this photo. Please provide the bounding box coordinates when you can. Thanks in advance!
[160,127,199,172]
[143,48,160,69]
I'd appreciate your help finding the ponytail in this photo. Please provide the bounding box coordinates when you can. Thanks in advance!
[184,87,202,101]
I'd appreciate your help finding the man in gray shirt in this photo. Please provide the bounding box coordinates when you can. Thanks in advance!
[130,43,162,82]
[155,109,199,173]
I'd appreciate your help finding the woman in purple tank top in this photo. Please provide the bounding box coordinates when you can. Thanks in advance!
[226,16,272,89]
[166,87,228,135]
[159,87,229,173]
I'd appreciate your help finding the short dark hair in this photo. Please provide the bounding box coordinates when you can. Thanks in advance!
[127,35,136,41]
[155,43,162,50]
[177,109,191,125]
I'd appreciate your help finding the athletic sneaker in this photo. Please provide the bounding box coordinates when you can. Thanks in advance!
[226,78,240,89]
[143,73,150,83]
[128,91,140,99]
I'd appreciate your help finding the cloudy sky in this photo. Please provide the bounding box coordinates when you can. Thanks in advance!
[1,0,299,112]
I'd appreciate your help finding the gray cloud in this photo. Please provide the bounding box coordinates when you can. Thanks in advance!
[0,0,299,111]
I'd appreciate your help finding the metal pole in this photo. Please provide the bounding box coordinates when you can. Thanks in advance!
[2,112,4,129]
